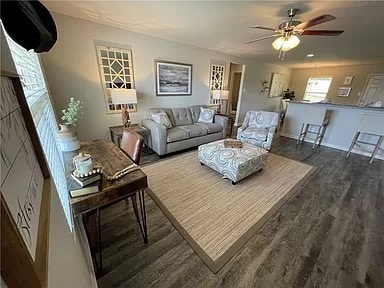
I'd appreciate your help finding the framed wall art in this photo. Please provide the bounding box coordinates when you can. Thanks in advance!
[343,76,354,85]
[269,73,285,98]
[338,87,351,97]
[155,60,192,96]
[1,74,51,287]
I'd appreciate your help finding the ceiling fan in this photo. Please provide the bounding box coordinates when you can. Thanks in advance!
[247,8,344,59]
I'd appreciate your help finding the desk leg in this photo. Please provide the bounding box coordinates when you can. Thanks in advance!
[131,190,148,243]
[97,208,102,272]
[83,211,103,274]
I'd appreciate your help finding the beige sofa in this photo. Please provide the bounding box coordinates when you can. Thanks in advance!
[142,105,228,156]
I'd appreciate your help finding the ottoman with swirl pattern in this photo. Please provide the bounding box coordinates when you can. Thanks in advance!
[198,139,268,184]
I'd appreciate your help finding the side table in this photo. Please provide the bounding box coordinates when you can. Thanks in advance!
[217,114,235,137]
[109,124,150,147]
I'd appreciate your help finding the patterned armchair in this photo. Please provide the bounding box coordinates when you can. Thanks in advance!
[237,110,279,150]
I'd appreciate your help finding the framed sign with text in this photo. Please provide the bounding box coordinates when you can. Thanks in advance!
[1,74,51,288]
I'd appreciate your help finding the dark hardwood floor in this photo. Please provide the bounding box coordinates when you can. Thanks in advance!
[97,136,384,288]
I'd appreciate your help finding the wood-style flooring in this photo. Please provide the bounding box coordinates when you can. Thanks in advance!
[97,136,384,288]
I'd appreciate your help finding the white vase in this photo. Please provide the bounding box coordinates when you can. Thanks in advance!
[58,123,80,152]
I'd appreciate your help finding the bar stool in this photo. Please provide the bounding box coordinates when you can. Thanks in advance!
[296,106,328,149]
[346,114,384,164]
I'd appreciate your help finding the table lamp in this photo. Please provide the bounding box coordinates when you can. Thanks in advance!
[211,90,229,114]
[111,88,138,127]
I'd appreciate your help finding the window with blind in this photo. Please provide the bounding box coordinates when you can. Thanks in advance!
[303,77,333,102]
[5,33,72,228]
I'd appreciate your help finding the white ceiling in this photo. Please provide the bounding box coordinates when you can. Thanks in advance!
[43,1,384,68]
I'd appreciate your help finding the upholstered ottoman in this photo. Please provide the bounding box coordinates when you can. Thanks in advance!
[198,139,268,184]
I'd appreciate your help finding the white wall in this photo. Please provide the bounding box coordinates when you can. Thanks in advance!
[41,13,244,141]
[1,26,95,288]
[237,59,292,122]
[41,13,293,140]
[289,63,384,105]
[48,183,96,288]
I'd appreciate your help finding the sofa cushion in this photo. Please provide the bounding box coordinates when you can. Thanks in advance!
[189,105,205,123]
[171,108,193,126]
[178,124,208,138]
[239,127,268,141]
[150,111,172,129]
[198,107,215,123]
[166,127,190,143]
[195,122,223,134]
[148,108,176,127]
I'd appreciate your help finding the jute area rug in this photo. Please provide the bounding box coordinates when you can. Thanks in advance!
[141,151,315,273]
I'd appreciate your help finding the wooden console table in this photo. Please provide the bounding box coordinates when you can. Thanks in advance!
[64,139,149,273]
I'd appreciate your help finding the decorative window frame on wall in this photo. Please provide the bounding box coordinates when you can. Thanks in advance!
[96,45,137,114]
[209,62,226,104]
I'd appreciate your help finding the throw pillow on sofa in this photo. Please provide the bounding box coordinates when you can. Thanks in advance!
[198,107,214,123]
[151,111,172,129]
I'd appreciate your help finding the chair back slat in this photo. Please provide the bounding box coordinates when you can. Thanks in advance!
[120,129,144,164]
[358,114,384,136]
[302,107,327,126]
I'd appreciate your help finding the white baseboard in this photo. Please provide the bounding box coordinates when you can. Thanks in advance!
[279,132,384,160]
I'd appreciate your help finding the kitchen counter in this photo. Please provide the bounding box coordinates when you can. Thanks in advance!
[281,101,384,160]
[289,101,384,111]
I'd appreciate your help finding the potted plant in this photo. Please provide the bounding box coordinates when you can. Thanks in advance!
[283,89,295,100]
[61,97,83,126]
[58,98,83,151]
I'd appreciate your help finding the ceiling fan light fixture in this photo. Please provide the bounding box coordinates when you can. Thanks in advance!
[272,35,300,51]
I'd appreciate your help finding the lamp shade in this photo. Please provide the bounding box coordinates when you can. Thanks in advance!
[211,90,229,100]
[272,35,300,51]
[110,88,137,104]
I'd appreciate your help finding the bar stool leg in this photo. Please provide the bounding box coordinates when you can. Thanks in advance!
[313,125,322,149]
[297,123,305,146]
[370,136,384,164]
[303,124,309,140]
[318,123,327,146]
[346,132,360,158]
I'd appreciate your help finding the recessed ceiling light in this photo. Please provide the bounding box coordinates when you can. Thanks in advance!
[307,54,314,57]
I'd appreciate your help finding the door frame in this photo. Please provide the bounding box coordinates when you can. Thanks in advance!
[358,73,384,105]
[229,71,242,115]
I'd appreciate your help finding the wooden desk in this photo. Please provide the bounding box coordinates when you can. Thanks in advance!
[65,139,148,272]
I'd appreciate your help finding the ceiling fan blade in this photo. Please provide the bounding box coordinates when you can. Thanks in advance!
[301,30,344,36]
[245,34,280,44]
[250,25,276,31]
[295,14,336,30]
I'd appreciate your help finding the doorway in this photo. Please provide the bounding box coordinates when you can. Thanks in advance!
[359,74,384,106]
[228,63,243,115]
[230,72,242,114]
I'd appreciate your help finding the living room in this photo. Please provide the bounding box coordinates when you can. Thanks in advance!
[1,1,383,288]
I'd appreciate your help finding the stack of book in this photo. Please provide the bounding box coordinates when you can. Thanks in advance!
[68,170,101,198]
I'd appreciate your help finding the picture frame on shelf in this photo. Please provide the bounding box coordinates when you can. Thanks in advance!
[338,87,352,97]
[343,76,354,85]
[269,73,285,98]
[155,60,192,96]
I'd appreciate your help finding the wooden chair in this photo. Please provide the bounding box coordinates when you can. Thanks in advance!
[120,128,144,208]
[120,128,144,164]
